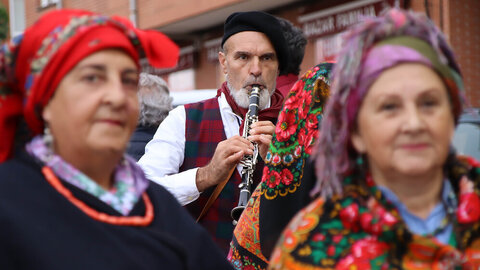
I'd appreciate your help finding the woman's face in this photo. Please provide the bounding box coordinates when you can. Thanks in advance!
[43,49,139,158]
[351,63,455,177]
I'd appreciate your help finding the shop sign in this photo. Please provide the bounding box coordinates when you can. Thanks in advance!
[315,33,344,63]
[204,37,222,63]
[142,46,196,76]
[299,0,400,39]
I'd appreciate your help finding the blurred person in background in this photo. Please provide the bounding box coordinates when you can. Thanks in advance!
[228,63,333,270]
[275,17,307,98]
[127,73,173,160]
[0,9,233,270]
[138,11,288,253]
[269,8,480,269]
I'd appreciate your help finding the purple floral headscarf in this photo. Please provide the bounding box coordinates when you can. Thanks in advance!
[312,8,464,198]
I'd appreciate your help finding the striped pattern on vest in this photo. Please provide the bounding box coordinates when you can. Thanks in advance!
[180,97,242,254]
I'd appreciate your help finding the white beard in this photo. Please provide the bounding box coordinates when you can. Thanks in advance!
[226,75,275,110]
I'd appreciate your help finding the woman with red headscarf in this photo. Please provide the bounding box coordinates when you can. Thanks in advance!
[0,9,233,270]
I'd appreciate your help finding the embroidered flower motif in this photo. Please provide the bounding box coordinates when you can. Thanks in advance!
[366,174,375,187]
[289,79,305,95]
[284,82,305,108]
[462,156,480,167]
[465,239,480,266]
[382,211,398,226]
[306,112,319,130]
[282,154,294,166]
[276,110,297,142]
[227,248,234,260]
[283,229,299,252]
[359,212,379,235]
[298,91,312,119]
[458,175,480,223]
[460,175,475,193]
[358,197,398,235]
[263,63,331,199]
[281,168,294,186]
[404,236,468,269]
[265,151,272,163]
[458,192,480,223]
[312,233,326,242]
[327,245,336,257]
[298,128,307,146]
[271,154,281,165]
[228,245,266,270]
[298,214,320,234]
[294,145,302,158]
[297,124,317,155]
[304,129,318,155]
[337,255,371,270]
[337,237,388,269]
[264,167,281,188]
[339,203,359,230]
[332,234,343,244]
[306,68,317,79]
[351,237,388,259]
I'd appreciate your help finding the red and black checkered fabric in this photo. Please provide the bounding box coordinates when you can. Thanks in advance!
[181,97,243,254]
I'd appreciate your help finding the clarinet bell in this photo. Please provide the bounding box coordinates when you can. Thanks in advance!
[231,205,245,224]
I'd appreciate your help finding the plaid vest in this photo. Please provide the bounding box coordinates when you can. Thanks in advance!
[180,97,242,254]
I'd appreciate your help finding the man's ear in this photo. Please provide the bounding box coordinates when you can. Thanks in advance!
[350,131,367,154]
[218,51,227,74]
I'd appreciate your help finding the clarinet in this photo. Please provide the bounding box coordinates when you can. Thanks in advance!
[231,85,260,225]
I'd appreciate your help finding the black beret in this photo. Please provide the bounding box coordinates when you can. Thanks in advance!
[221,11,289,74]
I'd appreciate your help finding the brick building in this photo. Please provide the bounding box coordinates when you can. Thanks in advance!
[5,0,480,106]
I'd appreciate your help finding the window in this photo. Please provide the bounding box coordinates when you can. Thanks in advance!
[453,123,480,161]
[9,0,26,38]
[40,0,59,8]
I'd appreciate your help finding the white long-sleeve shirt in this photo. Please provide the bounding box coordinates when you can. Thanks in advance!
[138,93,244,205]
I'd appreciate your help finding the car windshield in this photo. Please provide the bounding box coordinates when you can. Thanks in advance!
[452,122,480,161]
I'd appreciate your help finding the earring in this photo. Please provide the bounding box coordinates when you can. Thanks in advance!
[356,155,364,166]
[355,153,367,178]
[43,125,54,151]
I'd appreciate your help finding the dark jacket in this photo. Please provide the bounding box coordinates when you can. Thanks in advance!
[127,125,158,161]
[0,151,234,270]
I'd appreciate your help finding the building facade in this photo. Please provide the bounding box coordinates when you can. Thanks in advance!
[7,0,480,106]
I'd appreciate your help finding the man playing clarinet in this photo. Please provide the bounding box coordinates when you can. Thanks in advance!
[138,11,288,253]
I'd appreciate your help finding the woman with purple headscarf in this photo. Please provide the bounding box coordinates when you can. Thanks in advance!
[269,8,480,269]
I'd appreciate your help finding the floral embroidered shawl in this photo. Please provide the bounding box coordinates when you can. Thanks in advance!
[269,156,480,269]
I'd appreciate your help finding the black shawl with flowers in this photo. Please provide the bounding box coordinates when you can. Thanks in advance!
[228,63,333,270]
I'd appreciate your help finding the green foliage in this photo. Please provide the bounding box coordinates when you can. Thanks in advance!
[0,4,8,41]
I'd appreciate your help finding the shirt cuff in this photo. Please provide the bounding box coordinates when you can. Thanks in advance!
[148,168,200,206]
[175,168,201,205]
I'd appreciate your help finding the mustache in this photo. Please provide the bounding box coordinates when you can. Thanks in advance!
[243,78,266,89]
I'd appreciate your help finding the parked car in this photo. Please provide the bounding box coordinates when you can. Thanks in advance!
[452,109,480,161]
[170,89,217,107]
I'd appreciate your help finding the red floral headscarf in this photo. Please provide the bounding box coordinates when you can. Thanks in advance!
[0,9,179,162]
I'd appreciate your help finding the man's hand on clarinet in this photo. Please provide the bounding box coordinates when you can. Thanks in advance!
[247,120,275,161]
[196,135,253,192]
